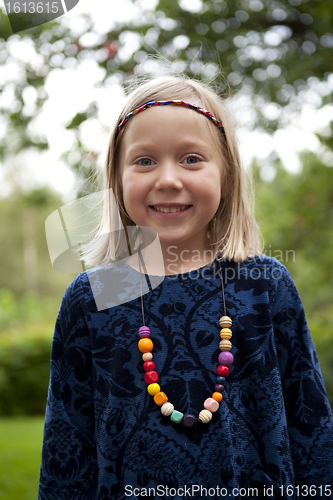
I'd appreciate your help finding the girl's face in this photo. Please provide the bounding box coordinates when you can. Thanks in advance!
[119,104,224,256]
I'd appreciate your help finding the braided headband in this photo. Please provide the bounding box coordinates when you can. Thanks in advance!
[116,100,226,138]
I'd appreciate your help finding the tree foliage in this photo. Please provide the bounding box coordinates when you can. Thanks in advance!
[0,0,333,177]
[254,151,333,314]
[0,187,74,299]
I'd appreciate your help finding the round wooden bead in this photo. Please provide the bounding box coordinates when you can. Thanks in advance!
[212,392,223,402]
[216,376,226,384]
[144,371,159,384]
[198,409,212,423]
[138,338,153,353]
[215,384,224,392]
[204,397,219,413]
[161,402,174,416]
[142,352,153,361]
[218,351,234,366]
[219,316,232,328]
[216,365,229,377]
[220,328,232,340]
[182,414,196,427]
[147,383,160,396]
[154,391,168,406]
[143,361,155,372]
[219,340,232,351]
[138,326,151,338]
[170,410,184,423]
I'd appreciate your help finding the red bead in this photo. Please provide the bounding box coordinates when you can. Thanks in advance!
[216,365,229,377]
[143,361,155,372]
[144,371,159,384]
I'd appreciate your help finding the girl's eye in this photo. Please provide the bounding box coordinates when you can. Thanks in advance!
[184,156,200,165]
[138,158,153,166]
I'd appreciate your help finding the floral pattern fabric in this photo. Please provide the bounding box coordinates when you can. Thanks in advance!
[39,257,333,499]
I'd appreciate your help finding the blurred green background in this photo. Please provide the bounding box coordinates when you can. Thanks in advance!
[0,0,333,498]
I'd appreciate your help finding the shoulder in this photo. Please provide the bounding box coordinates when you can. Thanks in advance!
[234,255,294,282]
[60,271,93,315]
[249,256,304,314]
[234,255,300,304]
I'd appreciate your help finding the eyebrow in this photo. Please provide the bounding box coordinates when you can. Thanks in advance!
[125,139,211,156]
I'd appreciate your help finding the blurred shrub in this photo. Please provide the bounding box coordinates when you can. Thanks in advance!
[0,290,56,416]
[0,332,51,416]
[0,288,59,329]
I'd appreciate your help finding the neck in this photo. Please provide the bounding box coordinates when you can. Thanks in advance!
[161,244,216,275]
[126,236,216,277]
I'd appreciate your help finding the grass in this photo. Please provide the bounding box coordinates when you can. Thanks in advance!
[0,417,44,500]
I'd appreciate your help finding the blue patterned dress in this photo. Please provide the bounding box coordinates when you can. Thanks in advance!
[38,256,333,499]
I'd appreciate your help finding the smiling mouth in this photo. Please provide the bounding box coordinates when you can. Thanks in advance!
[150,205,192,213]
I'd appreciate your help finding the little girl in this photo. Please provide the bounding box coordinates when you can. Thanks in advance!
[39,76,333,499]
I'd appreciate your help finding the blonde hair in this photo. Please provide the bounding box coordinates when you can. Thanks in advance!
[81,75,263,266]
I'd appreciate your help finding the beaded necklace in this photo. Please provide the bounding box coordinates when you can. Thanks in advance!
[136,248,233,428]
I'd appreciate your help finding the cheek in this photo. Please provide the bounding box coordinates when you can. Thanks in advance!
[122,174,147,208]
[196,177,222,202]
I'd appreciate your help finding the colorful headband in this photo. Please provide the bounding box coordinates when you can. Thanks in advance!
[116,100,226,139]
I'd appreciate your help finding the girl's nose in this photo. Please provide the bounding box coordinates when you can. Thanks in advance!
[154,160,183,191]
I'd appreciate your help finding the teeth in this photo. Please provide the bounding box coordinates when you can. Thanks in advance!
[153,205,188,213]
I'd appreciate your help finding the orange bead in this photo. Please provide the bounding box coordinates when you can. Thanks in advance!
[212,392,223,402]
[138,338,153,353]
[153,391,168,406]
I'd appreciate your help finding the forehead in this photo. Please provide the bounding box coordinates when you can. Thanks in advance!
[120,103,220,147]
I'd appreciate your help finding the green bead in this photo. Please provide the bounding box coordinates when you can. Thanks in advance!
[170,410,184,424]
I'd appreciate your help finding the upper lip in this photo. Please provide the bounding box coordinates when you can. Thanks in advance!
[150,203,191,207]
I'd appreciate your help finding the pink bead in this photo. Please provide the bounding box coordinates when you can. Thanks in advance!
[138,326,151,338]
[218,351,234,366]
[142,352,153,361]
[204,397,219,413]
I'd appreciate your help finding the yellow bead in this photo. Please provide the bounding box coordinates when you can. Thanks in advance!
[219,340,232,351]
[154,391,168,406]
[219,316,232,328]
[220,328,232,340]
[138,338,153,353]
[212,392,223,402]
[147,383,160,396]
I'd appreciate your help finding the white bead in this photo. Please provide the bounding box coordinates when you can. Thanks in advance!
[198,409,212,423]
[219,316,232,328]
[219,340,232,351]
[161,402,174,416]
